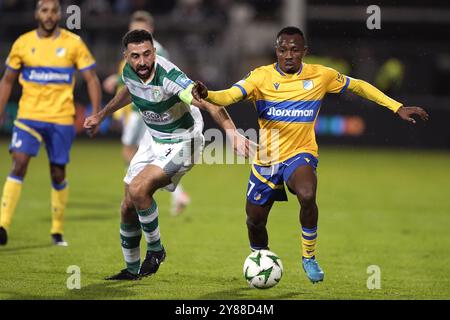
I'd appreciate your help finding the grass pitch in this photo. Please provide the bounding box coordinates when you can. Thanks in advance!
[0,138,449,300]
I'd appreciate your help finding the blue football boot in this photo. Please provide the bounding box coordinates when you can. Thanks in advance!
[302,257,324,283]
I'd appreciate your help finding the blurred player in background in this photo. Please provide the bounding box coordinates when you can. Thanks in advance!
[193,26,429,283]
[103,11,190,216]
[84,30,250,280]
[0,0,101,246]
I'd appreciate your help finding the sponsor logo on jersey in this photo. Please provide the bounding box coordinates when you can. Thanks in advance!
[274,82,280,90]
[257,99,321,123]
[22,66,74,84]
[141,110,171,124]
[266,107,314,118]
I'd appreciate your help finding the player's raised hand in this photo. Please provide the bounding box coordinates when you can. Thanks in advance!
[192,80,209,100]
[397,106,429,124]
[83,114,102,137]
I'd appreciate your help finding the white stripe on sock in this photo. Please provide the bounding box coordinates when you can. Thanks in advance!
[122,247,140,263]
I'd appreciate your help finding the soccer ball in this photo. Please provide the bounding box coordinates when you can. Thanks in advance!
[243,249,283,289]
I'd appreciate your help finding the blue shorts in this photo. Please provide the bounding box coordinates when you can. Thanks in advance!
[246,152,318,205]
[9,119,76,165]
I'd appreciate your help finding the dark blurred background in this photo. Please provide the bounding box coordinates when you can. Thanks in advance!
[1,0,449,149]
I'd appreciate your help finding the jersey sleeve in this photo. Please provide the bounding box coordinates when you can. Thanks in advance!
[206,87,244,106]
[232,68,265,100]
[75,38,96,71]
[323,67,351,94]
[163,68,194,96]
[5,37,24,71]
[347,78,403,112]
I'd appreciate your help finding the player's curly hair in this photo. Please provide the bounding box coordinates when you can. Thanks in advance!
[122,29,154,49]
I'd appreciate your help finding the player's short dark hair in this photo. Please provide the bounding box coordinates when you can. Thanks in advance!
[36,0,61,11]
[122,29,154,49]
[276,26,307,45]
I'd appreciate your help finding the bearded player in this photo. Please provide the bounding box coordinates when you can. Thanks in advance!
[84,30,250,280]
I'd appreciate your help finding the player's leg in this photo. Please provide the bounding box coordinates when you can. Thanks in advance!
[0,121,42,245]
[128,164,170,277]
[285,155,324,283]
[245,200,274,250]
[105,184,142,280]
[245,164,287,251]
[46,123,76,246]
[0,152,32,245]
[124,134,204,277]
[49,163,68,246]
[124,114,191,217]
[287,165,318,229]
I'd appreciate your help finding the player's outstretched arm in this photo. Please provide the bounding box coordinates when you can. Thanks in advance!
[192,97,255,159]
[192,80,244,106]
[0,69,19,116]
[83,86,132,137]
[347,78,429,123]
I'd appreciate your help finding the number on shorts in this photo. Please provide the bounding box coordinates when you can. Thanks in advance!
[165,148,174,157]
[247,180,255,196]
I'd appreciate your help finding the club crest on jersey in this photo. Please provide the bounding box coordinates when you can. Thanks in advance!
[153,88,162,101]
[303,80,314,91]
[56,47,66,57]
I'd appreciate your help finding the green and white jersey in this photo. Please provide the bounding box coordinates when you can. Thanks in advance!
[121,55,203,141]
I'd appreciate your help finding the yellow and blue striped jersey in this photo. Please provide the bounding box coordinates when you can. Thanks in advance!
[208,62,403,166]
[5,29,96,125]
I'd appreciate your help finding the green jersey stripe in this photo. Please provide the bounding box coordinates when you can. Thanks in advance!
[130,93,180,114]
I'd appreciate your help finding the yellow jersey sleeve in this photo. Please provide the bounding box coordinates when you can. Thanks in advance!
[75,38,96,71]
[323,66,350,94]
[5,37,24,71]
[234,68,265,100]
[322,66,402,112]
[347,78,403,112]
[206,87,243,106]
[206,68,265,105]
